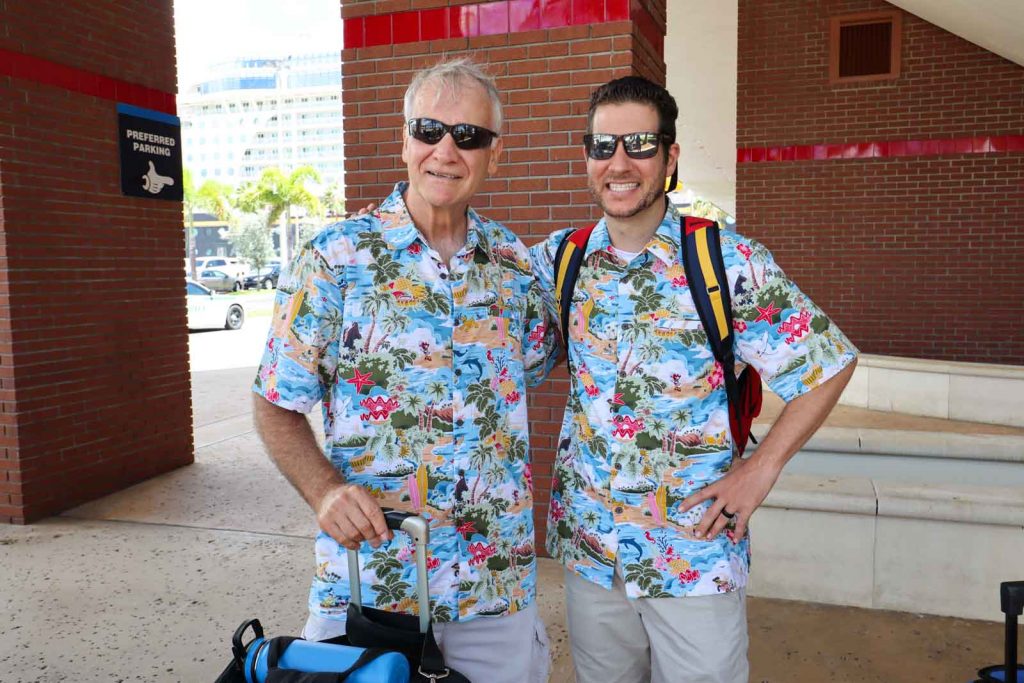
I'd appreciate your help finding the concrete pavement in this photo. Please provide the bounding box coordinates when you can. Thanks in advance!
[0,336,1015,681]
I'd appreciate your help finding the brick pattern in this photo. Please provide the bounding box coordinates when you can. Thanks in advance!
[737,0,1024,364]
[339,0,666,545]
[0,2,193,523]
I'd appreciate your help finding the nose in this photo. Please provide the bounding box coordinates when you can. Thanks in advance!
[430,131,461,161]
[606,139,633,169]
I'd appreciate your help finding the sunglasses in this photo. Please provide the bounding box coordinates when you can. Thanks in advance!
[583,132,670,160]
[407,117,498,150]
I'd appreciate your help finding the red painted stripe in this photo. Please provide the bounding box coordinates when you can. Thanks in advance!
[345,0,640,49]
[737,136,1024,163]
[0,48,177,115]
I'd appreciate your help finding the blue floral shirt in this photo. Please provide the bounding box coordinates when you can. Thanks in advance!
[254,183,557,622]
[531,205,858,598]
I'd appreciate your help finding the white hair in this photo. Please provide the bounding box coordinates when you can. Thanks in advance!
[402,57,503,135]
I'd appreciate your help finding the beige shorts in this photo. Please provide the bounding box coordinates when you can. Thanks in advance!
[564,566,748,683]
[304,602,550,683]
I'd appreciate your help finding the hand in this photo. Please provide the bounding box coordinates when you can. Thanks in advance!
[349,202,377,217]
[316,483,392,550]
[678,457,782,543]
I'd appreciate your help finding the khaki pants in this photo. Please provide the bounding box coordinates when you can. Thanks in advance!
[304,603,550,683]
[564,567,748,683]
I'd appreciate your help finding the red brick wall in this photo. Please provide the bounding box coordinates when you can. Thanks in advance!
[737,0,1024,364]
[0,1,193,523]
[340,0,666,545]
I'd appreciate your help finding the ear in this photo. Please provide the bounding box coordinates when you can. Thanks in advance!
[401,125,410,164]
[487,135,504,176]
[665,141,680,179]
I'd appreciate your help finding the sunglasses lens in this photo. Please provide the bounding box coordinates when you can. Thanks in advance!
[411,118,446,144]
[623,133,661,159]
[585,134,617,160]
[451,124,492,150]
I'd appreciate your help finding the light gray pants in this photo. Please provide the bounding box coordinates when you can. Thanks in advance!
[303,603,550,683]
[564,567,749,683]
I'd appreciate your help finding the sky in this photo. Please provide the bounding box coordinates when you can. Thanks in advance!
[173,0,342,90]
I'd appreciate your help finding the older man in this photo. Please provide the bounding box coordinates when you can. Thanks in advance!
[253,58,556,682]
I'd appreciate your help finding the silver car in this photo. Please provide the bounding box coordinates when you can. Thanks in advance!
[199,268,242,292]
[186,280,245,330]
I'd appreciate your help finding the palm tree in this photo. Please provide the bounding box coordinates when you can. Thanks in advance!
[183,169,236,279]
[373,309,407,353]
[238,165,322,266]
[362,289,394,353]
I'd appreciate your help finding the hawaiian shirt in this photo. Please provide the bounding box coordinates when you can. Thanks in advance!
[530,204,858,598]
[254,182,557,623]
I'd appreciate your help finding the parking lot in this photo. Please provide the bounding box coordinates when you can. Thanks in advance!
[188,291,274,372]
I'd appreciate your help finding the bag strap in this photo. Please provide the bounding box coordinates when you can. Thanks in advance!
[680,217,745,443]
[262,636,392,683]
[553,224,596,351]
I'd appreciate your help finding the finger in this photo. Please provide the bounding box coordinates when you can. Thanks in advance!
[705,511,733,540]
[693,499,726,539]
[729,515,748,544]
[334,515,368,550]
[345,505,383,548]
[355,495,391,543]
[679,485,715,513]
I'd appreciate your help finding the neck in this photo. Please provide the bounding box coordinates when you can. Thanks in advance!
[404,190,469,264]
[605,197,668,253]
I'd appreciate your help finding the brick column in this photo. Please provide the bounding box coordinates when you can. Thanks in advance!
[340,0,666,544]
[0,2,192,523]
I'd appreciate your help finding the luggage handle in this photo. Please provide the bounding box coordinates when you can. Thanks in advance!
[347,508,431,635]
[1002,581,1024,682]
[231,618,264,667]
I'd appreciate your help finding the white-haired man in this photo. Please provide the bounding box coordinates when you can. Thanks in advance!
[253,58,557,682]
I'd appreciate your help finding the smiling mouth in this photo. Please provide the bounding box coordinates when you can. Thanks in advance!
[607,182,639,192]
[428,170,461,180]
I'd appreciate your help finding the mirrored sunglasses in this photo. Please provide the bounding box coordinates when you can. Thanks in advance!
[583,132,669,160]
[407,117,498,150]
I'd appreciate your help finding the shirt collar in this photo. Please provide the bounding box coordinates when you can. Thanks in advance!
[584,201,682,267]
[379,182,485,257]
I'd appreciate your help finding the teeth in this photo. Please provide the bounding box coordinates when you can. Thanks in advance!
[429,171,459,179]
[609,182,638,192]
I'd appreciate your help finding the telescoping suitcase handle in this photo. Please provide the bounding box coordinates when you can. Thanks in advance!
[347,509,431,635]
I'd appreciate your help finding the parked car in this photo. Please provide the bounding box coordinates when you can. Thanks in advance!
[186,280,245,330]
[243,264,281,290]
[195,256,250,280]
[199,268,242,292]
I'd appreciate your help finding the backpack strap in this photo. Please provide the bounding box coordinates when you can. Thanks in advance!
[553,224,596,350]
[680,217,744,444]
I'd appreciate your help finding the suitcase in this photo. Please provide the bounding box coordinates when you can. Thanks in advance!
[344,510,471,683]
[972,581,1024,683]
[215,510,466,683]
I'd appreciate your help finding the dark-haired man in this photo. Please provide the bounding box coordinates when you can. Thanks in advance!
[531,76,859,682]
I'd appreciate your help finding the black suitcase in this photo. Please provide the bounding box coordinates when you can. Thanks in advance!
[972,581,1024,682]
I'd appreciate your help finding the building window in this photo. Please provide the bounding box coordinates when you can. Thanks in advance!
[829,11,901,83]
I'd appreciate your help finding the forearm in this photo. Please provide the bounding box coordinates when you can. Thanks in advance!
[749,358,858,473]
[252,394,342,511]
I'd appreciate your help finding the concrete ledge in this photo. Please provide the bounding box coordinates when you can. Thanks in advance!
[837,353,1024,428]
[752,473,1024,621]
[755,424,1024,462]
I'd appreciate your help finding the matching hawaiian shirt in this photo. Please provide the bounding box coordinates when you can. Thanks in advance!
[531,204,858,598]
[254,182,557,623]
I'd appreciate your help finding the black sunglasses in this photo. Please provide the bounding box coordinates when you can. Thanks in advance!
[583,132,670,160]
[407,117,498,150]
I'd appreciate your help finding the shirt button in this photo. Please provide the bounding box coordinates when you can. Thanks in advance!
[440,272,448,280]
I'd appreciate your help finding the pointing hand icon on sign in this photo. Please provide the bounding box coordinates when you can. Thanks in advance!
[142,161,174,194]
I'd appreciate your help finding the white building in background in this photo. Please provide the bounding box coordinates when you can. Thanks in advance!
[177,52,344,187]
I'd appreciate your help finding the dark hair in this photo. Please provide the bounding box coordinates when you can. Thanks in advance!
[586,76,678,144]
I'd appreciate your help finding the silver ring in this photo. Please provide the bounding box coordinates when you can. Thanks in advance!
[721,509,736,519]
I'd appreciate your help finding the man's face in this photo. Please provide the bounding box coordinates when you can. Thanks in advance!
[586,102,679,221]
[402,81,502,216]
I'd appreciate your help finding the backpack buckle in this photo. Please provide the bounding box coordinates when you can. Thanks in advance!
[418,666,451,681]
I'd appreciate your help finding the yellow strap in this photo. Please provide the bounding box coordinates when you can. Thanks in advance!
[694,228,730,340]
[555,240,579,311]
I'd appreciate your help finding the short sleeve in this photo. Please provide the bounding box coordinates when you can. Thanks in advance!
[726,234,858,403]
[252,242,345,413]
